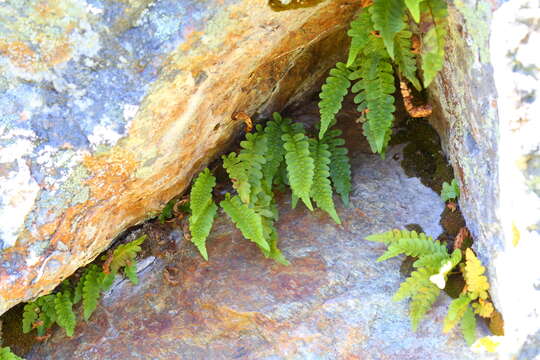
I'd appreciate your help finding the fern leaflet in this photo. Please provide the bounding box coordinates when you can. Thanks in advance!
[0,347,23,360]
[393,267,433,301]
[443,294,472,333]
[318,63,352,139]
[22,302,39,333]
[346,11,373,67]
[323,129,352,207]
[54,292,76,337]
[221,194,269,252]
[377,234,447,262]
[189,168,218,260]
[461,306,477,345]
[35,294,56,336]
[351,36,396,155]
[108,235,145,275]
[369,0,406,59]
[463,248,489,300]
[421,0,448,86]
[223,132,267,204]
[282,128,314,210]
[472,298,494,318]
[409,280,440,330]
[309,139,341,224]
[405,0,424,22]
[124,263,139,285]
[82,265,104,321]
[394,30,422,91]
[262,113,289,190]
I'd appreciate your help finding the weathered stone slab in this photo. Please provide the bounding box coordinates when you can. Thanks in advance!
[0,0,357,314]
[26,116,490,359]
[428,0,540,356]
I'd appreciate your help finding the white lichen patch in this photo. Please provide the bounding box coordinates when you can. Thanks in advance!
[0,159,40,249]
[88,116,125,150]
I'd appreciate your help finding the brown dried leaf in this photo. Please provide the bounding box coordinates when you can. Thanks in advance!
[454,227,469,250]
[232,111,253,132]
[400,81,432,118]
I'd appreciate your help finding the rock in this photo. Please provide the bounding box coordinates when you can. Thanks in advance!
[428,0,540,356]
[0,0,357,314]
[26,116,490,359]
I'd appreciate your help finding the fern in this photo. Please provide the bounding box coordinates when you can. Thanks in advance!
[461,306,477,345]
[124,263,139,285]
[82,264,104,321]
[282,126,315,210]
[346,11,373,67]
[34,294,56,336]
[108,235,145,275]
[421,0,448,86]
[318,63,352,139]
[376,233,447,262]
[322,129,352,206]
[262,113,289,190]
[409,280,440,330]
[441,179,459,201]
[394,30,422,91]
[223,132,267,204]
[22,302,39,334]
[463,248,489,300]
[443,294,472,333]
[0,347,23,360]
[54,292,76,337]
[309,139,341,224]
[189,168,218,260]
[350,36,396,155]
[405,0,424,22]
[472,298,494,318]
[221,194,269,252]
[393,267,433,301]
[369,0,406,59]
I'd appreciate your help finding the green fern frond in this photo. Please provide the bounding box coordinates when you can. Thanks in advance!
[22,302,39,333]
[262,113,289,190]
[282,128,315,210]
[393,267,433,301]
[223,132,267,204]
[443,294,472,333]
[0,347,23,360]
[189,168,218,260]
[347,10,373,67]
[421,0,448,86]
[461,306,477,345]
[318,63,352,139]
[108,235,145,275]
[124,263,139,285]
[72,276,84,304]
[351,36,396,155]
[369,0,406,59]
[405,0,424,22]
[82,265,104,321]
[35,294,56,336]
[322,129,352,207]
[413,253,449,270]
[394,30,422,91]
[220,194,269,252]
[309,139,341,224]
[375,231,447,261]
[410,280,440,330]
[366,228,410,245]
[54,292,76,337]
[441,179,459,201]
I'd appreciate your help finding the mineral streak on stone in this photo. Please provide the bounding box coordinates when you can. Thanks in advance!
[0,0,358,315]
[429,0,540,356]
[26,126,490,359]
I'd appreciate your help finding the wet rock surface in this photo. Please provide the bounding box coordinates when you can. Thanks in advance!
[24,115,490,359]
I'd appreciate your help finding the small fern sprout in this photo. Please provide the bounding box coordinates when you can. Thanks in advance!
[189,168,218,260]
